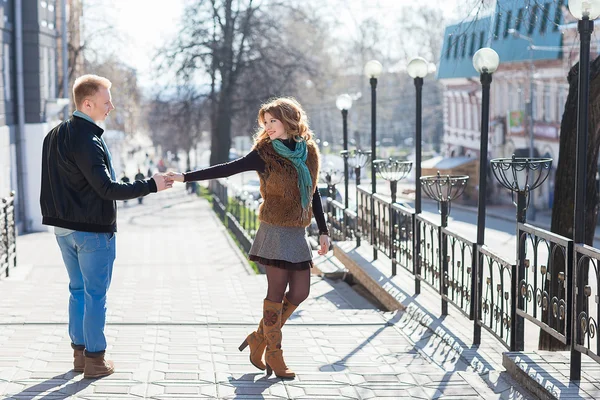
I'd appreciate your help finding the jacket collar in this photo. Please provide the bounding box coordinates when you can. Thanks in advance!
[71,114,105,137]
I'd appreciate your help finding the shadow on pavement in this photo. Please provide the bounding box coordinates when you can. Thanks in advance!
[227,372,281,398]
[6,371,94,400]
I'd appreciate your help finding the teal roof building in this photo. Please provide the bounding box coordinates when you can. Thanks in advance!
[437,0,566,80]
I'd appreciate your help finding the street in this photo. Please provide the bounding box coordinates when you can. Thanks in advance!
[0,186,531,399]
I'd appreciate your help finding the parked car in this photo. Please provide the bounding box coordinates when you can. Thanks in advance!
[241,179,262,200]
[317,183,342,204]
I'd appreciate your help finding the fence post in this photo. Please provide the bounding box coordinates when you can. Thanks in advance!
[390,204,397,276]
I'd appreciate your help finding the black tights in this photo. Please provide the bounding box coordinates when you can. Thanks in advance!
[264,265,310,306]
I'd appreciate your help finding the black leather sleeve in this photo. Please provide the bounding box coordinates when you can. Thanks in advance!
[183,150,265,182]
[312,189,329,235]
[73,135,153,200]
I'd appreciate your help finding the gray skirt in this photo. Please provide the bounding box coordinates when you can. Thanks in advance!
[248,222,313,270]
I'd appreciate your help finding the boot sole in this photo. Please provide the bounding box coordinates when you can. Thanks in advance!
[266,365,295,380]
[84,370,114,379]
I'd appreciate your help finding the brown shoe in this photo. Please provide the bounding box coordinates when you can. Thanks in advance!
[73,349,85,372]
[262,299,295,379]
[239,296,298,371]
[83,354,114,379]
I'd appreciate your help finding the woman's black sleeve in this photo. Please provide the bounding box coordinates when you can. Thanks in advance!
[183,150,265,182]
[312,189,329,235]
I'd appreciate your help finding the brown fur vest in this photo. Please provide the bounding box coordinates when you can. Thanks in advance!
[254,139,320,228]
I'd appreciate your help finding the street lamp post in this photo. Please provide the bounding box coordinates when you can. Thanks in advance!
[472,47,500,345]
[568,0,600,382]
[348,149,371,247]
[337,94,353,210]
[321,168,344,202]
[365,60,383,260]
[407,56,433,294]
[421,172,469,315]
[490,155,552,351]
[508,28,536,221]
[374,158,412,276]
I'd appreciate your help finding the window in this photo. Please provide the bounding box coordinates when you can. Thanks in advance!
[461,34,467,58]
[48,4,54,12]
[48,49,56,99]
[504,10,513,38]
[479,31,485,49]
[466,99,472,130]
[540,3,550,34]
[450,101,456,128]
[3,44,10,102]
[515,8,524,32]
[453,36,459,59]
[544,85,552,122]
[446,36,452,59]
[41,1,47,7]
[470,32,476,55]
[472,99,479,130]
[494,13,502,39]
[528,5,538,35]
[553,0,564,31]
[41,20,47,27]
[557,85,567,120]
[42,47,49,99]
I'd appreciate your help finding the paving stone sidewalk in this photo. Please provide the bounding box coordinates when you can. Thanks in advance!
[0,187,529,399]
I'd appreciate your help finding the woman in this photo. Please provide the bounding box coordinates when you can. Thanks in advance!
[168,97,330,379]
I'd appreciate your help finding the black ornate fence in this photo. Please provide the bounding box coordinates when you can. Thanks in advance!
[323,186,599,379]
[1,192,17,278]
[208,180,259,253]
[205,178,598,379]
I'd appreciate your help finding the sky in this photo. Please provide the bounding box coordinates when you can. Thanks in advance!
[105,0,471,89]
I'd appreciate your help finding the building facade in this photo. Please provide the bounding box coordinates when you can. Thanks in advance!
[0,0,61,231]
[437,0,569,209]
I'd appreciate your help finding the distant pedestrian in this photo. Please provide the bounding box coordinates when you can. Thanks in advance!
[39,74,173,379]
[168,97,331,380]
[121,173,130,206]
[135,169,146,204]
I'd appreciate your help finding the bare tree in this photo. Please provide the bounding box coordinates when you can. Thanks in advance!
[159,0,328,165]
[86,57,142,134]
[146,87,206,171]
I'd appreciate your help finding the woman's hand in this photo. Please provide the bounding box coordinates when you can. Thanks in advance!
[167,171,185,182]
[318,234,331,255]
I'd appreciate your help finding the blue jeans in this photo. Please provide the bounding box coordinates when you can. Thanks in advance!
[56,231,116,353]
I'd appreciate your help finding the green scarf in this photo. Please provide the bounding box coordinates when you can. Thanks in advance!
[271,139,312,210]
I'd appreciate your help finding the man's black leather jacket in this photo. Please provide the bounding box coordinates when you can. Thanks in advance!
[40,115,157,232]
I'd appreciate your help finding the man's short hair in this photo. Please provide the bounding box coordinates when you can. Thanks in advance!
[73,74,112,108]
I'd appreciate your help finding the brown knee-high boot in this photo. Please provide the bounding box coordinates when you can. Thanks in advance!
[239,296,298,371]
[262,298,295,379]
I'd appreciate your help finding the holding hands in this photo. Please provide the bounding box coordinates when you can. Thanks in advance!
[166,171,185,182]
[152,172,175,191]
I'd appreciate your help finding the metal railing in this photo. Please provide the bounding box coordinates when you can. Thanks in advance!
[326,198,357,242]
[208,180,259,253]
[391,203,414,276]
[477,245,514,349]
[206,179,600,379]
[1,192,17,278]
[443,228,476,318]
[518,223,573,345]
[573,244,600,364]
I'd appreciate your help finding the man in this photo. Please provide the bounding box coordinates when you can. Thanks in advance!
[134,169,146,204]
[40,74,173,379]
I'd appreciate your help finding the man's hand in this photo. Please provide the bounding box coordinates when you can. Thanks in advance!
[318,234,331,255]
[167,171,185,182]
[152,173,174,192]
